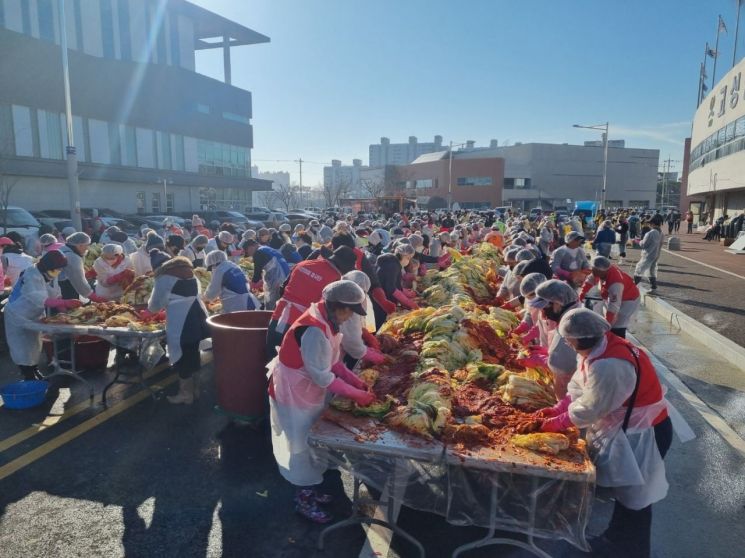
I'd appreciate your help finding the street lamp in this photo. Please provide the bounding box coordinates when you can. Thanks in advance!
[573,122,609,211]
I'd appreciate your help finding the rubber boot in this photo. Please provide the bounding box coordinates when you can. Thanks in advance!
[294,489,333,524]
[649,277,658,291]
[167,377,194,405]
[633,275,642,285]
[20,365,41,381]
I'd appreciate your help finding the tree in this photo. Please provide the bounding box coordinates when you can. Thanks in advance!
[359,176,386,199]
[323,175,351,208]
[261,182,297,212]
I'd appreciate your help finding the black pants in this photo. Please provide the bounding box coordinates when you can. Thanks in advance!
[174,342,201,379]
[610,327,626,339]
[605,416,673,558]
[687,222,693,234]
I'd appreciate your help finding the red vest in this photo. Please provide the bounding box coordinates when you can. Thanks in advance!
[278,302,335,369]
[353,248,365,271]
[601,266,640,302]
[271,259,340,322]
[588,333,668,425]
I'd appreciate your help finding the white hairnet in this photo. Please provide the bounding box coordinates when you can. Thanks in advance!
[520,272,546,297]
[504,246,521,260]
[217,231,234,244]
[394,243,415,257]
[535,279,579,306]
[342,270,371,293]
[66,232,91,246]
[318,226,333,243]
[192,235,208,248]
[242,229,257,241]
[205,250,228,268]
[513,260,530,277]
[515,249,535,262]
[558,307,611,338]
[368,230,381,246]
[591,255,612,270]
[408,233,424,248]
[101,244,124,258]
[322,279,365,305]
[39,233,57,247]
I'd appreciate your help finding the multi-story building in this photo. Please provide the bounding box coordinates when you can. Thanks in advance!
[456,142,659,211]
[250,166,290,207]
[0,0,272,214]
[323,159,366,200]
[687,56,745,222]
[369,135,445,167]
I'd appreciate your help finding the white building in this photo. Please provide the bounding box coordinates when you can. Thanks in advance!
[250,166,290,207]
[369,135,446,167]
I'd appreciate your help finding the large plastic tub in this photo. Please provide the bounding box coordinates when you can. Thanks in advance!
[207,311,273,422]
[43,335,111,370]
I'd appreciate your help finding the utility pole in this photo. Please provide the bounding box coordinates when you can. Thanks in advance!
[295,157,303,207]
[58,0,82,231]
[735,0,743,67]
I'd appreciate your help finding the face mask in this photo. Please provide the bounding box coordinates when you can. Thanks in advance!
[415,246,423,253]
[543,302,572,322]
[573,336,601,351]
[47,269,61,279]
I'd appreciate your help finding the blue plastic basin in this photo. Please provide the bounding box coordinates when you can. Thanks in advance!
[0,380,49,409]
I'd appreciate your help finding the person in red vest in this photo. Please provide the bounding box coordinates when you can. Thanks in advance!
[265,246,358,359]
[268,280,375,523]
[579,255,640,339]
[535,308,675,558]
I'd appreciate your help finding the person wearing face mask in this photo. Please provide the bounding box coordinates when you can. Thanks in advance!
[268,280,375,524]
[580,255,640,339]
[294,233,313,260]
[5,250,80,381]
[375,244,418,325]
[339,270,386,368]
[495,246,522,303]
[58,232,107,303]
[241,239,290,310]
[550,231,591,288]
[203,250,260,313]
[533,308,688,558]
[634,214,664,291]
[92,244,135,301]
[512,272,548,345]
[180,235,209,268]
[528,279,582,398]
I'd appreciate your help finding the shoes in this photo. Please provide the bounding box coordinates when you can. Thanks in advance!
[295,489,333,524]
[650,277,658,291]
[633,275,642,285]
[167,378,195,405]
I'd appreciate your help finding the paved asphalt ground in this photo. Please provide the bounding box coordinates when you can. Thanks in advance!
[1,240,745,557]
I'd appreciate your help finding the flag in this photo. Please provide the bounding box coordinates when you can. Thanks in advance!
[702,82,709,94]
[701,63,708,80]
[707,47,718,58]
[719,15,728,33]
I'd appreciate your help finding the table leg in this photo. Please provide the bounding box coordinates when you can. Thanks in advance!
[317,476,425,558]
[43,335,94,400]
[102,341,160,407]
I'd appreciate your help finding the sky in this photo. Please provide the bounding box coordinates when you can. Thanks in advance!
[189,0,744,186]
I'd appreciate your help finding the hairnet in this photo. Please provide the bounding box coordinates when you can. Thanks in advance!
[395,243,415,257]
[279,223,291,232]
[368,230,381,246]
[217,231,234,244]
[318,227,333,243]
[109,231,128,244]
[504,246,521,260]
[591,255,612,271]
[66,232,91,246]
[558,307,611,338]
[322,279,366,315]
[241,238,258,249]
[145,233,165,251]
[342,270,371,293]
[565,231,585,243]
[61,226,76,238]
[408,233,424,248]
[515,249,535,262]
[510,237,527,247]
[242,229,257,241]
[257,228,270,237]
[439,231,451,243]
[149,249,171,271]
[37,249,68,274]
[294,224,305,232]
[101,244,124,258]
[534,279,579,306]
[205,250,228,268]
[520,272,547,297]
[192,235,208,249]
[513,260,530,277]
[39,233,57,247]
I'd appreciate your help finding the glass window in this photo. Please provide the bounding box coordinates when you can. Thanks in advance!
[12,105,33,156]
[136,127,155,168]
[100,0,115,58]
[170,14,180,67]
[415,179,433,189]
[39,110,63,160]
[157,131,171,169]
[120,125,137,166]
[197,104,210,114]
[89,119,111,163]
[151,192,161,213]
[171,134,185,171]
[457,176,492,187]
[136,191,145,211]
[108,122,121,165]
[222,112,250,124]
[726,122,736,142]
[37,0,55,42]
[166,193,174,213]
[717,127,726,146]
[117,0,131,60]
[736,117,745,138]
[503,178,514,189]
[156,14,167,64]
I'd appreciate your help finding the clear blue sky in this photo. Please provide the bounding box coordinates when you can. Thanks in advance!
[190,0,742,185]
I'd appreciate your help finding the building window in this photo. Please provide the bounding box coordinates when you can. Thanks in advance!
[166,193,174,213]
[136,191,146,213]
[222,112,250,124]
[136,127,155,168]
[197,104,210,114]
[89,119,111,164]
[169,15,180,67]
[152,192,161,213]
[120,125,137,166]
[38,110,63,160]
[11,105,33,156]
[414,179,433,189]
[37,0,55,42]
[197,139,248,178]
[157,131,171,169]
[605,200,623,208]
[171,134,185,171]
[155,14,167,64]
[456,176,492,187]
[629,200,650,208]
[117,0,131,60]
[100,0,115,58]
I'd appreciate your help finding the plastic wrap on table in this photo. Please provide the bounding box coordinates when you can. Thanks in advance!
[445,463,593,550]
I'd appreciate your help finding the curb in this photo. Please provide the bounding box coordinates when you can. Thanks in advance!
[641,291,745,374]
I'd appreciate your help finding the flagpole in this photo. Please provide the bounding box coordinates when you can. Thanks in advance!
[734,0,742,67]
[712,16,723,89]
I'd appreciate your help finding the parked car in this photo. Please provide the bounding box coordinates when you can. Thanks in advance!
[245,209,289,228]
[32,211,73,234]
[186,211,263,230]
[0,207,41,245]
[126,214,188,231]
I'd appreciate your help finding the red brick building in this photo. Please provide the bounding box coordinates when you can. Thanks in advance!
[399,151,504,210]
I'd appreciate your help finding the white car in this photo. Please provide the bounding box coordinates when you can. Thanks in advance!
[0,206,41,254]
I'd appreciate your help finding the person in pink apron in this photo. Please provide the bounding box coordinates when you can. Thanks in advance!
[267,280,375,523]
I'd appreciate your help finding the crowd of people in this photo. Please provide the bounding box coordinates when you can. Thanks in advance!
[2,206,687,557]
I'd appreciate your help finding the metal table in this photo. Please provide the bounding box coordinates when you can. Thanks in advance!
[309,410,595,558]
[25,321,166,404]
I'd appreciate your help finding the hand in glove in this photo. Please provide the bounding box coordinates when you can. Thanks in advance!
[437,253,451,269]
[533,395,571,418]
[361,328,380,350]
[513,321,531,335]
[230,249,244,257]
[331,361,366,390]
[138,309,155,320]
[45,298,82,310]
[362,348,387,365]
[402,272,416,283]
[403,288,417,300]
[539,412,573,432]
[516,352,547,368]
[327,378,375,406]
[85,269,97,280]
[371,287,396,315]
[88,292,108,303]
[393,289,418,310]
[250,280,264,291]
[521,326,539,345]
[605,311,616,326]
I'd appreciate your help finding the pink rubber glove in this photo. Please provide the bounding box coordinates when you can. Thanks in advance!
[362,348,386,365]
[361,328,380,350]
[393,289,418,310]
[517,352,547,368]
[418,263,428,277]
[540,412,573,432]
[605,311,617,326]
[331,362,366,390]
[521,326,539,344]
[327,378,375,406]
[250,280,264,291]
[106,270,127,286]
[554,268,571,281]
[402,272,416,283]
[513,321,531,335]
[403,288,417,299]
[45,298,72,310]
[230,249,243,257]
[437,253,451,269]
[88,293,107,303]
[534,395,571,418]
[371,287,396,314]
[138,309,155,320]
